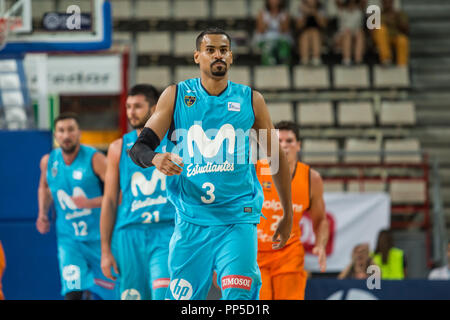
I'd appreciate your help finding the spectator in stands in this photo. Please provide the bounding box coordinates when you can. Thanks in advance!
[372,0,409,66]
[296,0,327,66]
[428,241,450,280]
[0,241,5,300]
[335,0,366,66]
[338,243,376,279]
[254,0,292,65]
[372,229,407,279]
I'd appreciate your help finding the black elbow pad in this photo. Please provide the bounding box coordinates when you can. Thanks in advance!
[128,127,161,168]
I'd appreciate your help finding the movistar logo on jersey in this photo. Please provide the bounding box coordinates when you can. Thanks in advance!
[130,170,168,212]
[56,187,91,220]
[187,123,235,158]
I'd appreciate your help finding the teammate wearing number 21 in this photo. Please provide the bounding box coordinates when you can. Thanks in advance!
[129,28,294,300]
[100,85,176,300]
[36,113,115,300]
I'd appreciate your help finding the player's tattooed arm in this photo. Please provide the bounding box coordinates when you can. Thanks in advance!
[252,90,293,250]
[129,85,183,175]
[100,139,121,280]
[36,154,52,234]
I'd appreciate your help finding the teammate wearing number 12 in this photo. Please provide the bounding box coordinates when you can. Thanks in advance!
[36,113,115,300]
[129,28,294,300]
[100,84,176,300]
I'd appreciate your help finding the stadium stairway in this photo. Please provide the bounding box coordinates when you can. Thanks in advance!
[403,0,450,239]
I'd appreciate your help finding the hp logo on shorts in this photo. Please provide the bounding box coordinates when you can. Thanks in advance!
[169,278,193,300]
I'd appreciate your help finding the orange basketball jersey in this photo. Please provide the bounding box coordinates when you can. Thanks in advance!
[256,160,311,251]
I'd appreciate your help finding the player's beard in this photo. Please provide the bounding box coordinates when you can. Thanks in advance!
[129,110,152,130]
[61,140,78,154]
[210,60,227,77]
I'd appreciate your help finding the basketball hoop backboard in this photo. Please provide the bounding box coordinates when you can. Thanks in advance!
[0,0,111,53]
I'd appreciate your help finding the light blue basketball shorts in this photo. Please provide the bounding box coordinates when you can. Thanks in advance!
[57,236,116,299]
[165,213,262,300]
[112,222,174,300]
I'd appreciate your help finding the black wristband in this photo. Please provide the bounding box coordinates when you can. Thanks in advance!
[128,127,161,168]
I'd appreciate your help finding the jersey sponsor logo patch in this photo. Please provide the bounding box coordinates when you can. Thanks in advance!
[170,278,193,300]
[121,289,141,300]
[221,275,252,290]
[184,95,196,107]
[262,181,271,189]
[63,264,81,290]
[187,123,235,158]
[131,170,166,197]
[263,199,303,213]
[227,101,240,112]
[153,278,170,289]
[94,278,115,290]
[57,187,92,219]
[72,170,83,180]
[244,207,252,213]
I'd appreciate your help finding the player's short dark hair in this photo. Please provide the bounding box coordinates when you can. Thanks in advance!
[128,84,160,107]
[196,27,232,51]
[275,121,300,141]
[54,112,80,128]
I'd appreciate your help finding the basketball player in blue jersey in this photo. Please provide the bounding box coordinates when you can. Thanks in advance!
[36,113,115,300]
[100,84,176,300]
[129,28,294,300]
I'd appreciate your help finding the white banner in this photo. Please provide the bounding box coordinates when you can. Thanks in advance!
[300,192,391,272]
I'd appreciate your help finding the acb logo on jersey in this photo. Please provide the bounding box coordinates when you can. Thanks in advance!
[184,95,196,107]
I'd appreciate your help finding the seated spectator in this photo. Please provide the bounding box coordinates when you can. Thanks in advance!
[296,0,327,66]
[428,241,450,280]
[254,0,292,65]
[371,0,409,66]
[338,243,376,279]
[372,229,407,279]
[335,0,365,65]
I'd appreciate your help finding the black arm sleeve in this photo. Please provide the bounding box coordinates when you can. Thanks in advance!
[128,127,161,168]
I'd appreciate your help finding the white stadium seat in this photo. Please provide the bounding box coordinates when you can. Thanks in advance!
[333,65,370,89]
[344,138,381,163]
[337,101,374,126]
[175,66,199,83]
[301,139,339,164]
[347,180,386,192]
[173,0,208,19]
[293,66,330,89]
[323,180,345,192]
[254,65,290,90]
[374,66,410,88]
[136,0,170,19]
[136,67,172,90]
[384,139,421,164]
[174,32,198,56]
[31,0,55,19]
[110,0,132,19]
[298,102,334,126]
[229,66,251,86]
[380,101,416,126]
[213,0,248,18]
[390,180,426,204]
[267,103,294,123]
[137,32,171,54]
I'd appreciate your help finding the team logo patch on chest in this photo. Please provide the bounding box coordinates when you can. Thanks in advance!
[184,95,196,107]
[262,181,271,189]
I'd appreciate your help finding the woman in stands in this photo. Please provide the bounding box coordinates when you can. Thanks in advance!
[254,0,292,65]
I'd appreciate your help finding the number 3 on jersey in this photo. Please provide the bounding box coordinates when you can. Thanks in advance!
[201,182,215,204]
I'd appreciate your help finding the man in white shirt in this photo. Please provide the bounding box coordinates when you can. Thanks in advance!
[428,241,450,280]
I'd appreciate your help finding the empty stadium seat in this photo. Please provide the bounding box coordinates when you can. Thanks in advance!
[344,139,381,163]
[136,0,170,19]
[390,179,426,204]
[58,0,91,12]
[136,67,172,89]
[267,103,294,123]
[250,0,265,16]
[137,32,171,54]
[4,106,27,129]
[110,0,132,19]
[373,66,410,88]
[112,31,132,43]
[175,66,199,83]
[323,180,345,192]
[293,66,330,90]
[31,0,55,19]
[379,101,416,126]
[337,101,375,126]
[254,66,290,90]
[347,180,386,192]
[174,32,198,56]
[173,0,208,19]
[333,65,370,89]
[384,138,422,164]
[301,139,339,164]
[213,0,248,18]
[229,66,251,86]
[297,102,334,126]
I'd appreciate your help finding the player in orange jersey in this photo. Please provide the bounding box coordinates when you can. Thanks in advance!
[256,120,329,300]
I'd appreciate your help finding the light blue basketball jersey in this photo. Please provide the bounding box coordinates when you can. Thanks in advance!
[116,130,175,230]
[167,78,263,226]
[47,145,103,242]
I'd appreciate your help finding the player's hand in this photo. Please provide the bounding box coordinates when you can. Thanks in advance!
[272,213,293,250]
[312,245,327,272]
[152,152,184,176]
[36,214,50,234]
[72,195,90,209]
[101,250,119,281]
